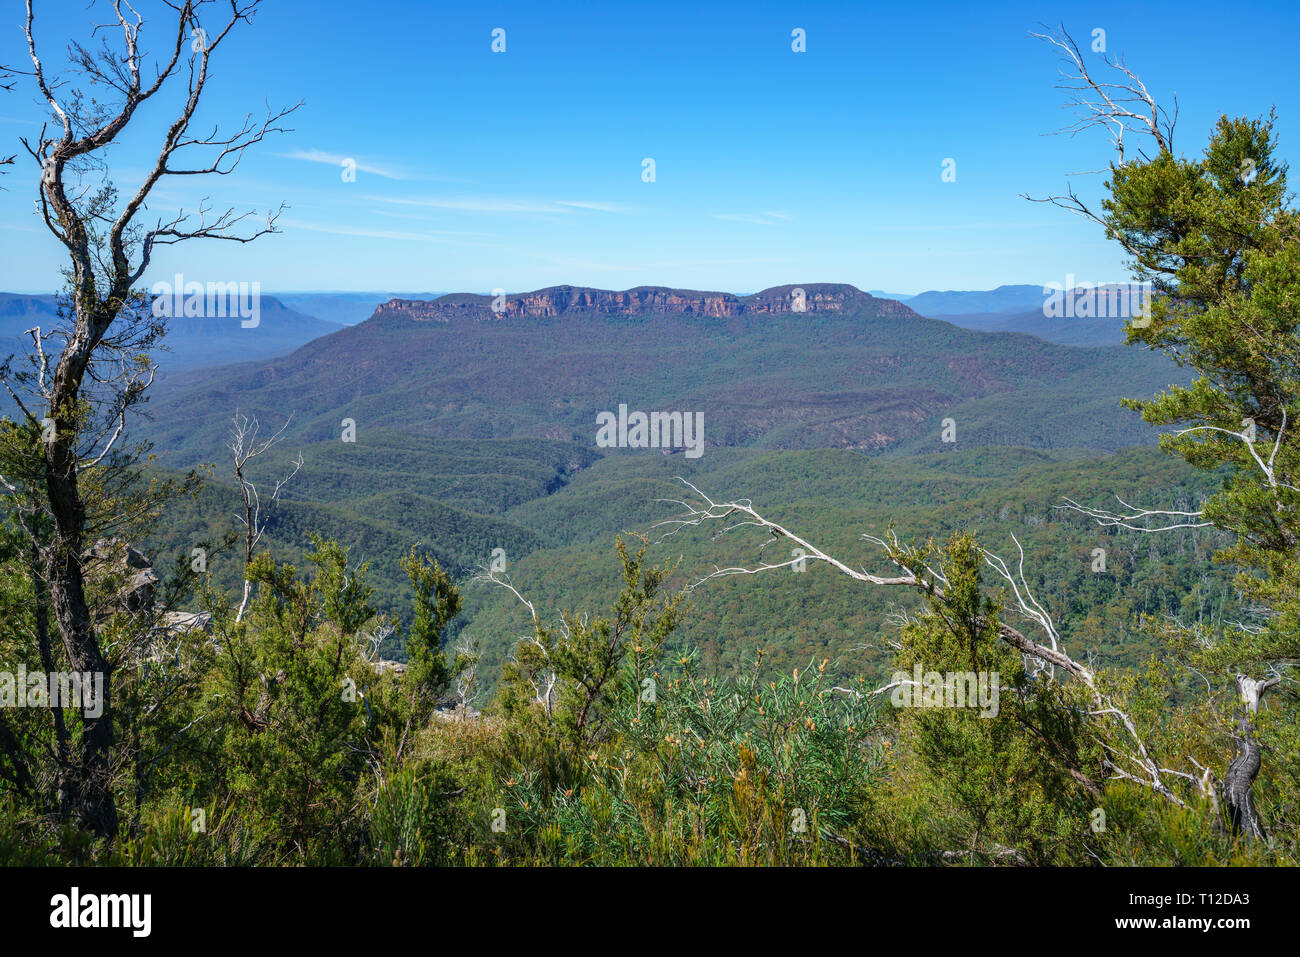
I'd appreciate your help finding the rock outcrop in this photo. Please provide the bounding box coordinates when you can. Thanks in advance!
[83,539,212,636]
[372,283,919,323]
[84,539,159,615]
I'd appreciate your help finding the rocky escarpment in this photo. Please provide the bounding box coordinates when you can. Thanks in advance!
[371,283,919,323]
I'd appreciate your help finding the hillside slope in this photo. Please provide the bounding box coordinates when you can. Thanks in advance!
[0,292,341,371]
[137,282,1186,461]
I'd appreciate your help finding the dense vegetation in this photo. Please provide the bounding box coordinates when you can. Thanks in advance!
[135,437,1235,687]
[0,521,1277,865]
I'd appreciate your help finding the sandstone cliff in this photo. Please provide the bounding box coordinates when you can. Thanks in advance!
[371,283,919,323]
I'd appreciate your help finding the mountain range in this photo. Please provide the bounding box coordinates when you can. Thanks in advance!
[273,291,446,327]
[907,284,1150,346]
[904,284,1048,315]
[0,292,341,371]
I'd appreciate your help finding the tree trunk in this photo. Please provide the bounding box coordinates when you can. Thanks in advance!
[1222,675,1269,843]
[29,543,70,818]
[43,531,117,838]
[44,342,118,839]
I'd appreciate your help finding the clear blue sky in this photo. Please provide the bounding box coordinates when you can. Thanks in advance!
[1,0,1296,295]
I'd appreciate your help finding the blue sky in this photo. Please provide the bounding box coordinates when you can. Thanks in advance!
[1,0,1296,295]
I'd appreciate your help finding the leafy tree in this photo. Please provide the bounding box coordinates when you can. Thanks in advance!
[883,533,1100,864]
[198,537,376,861]
[1032,26,1300,841]
[393,546,464,755]
[0,0,294,838]
[497,537,683,754]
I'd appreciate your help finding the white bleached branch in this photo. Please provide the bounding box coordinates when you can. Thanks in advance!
[658,478,1201,807]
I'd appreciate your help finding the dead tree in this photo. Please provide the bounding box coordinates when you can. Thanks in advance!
[1022,23,1177,231]
[1059,433,1293,843]
[228,412,302,622]
[451,635,482,718]
[2,0,297,838]
[475,567,558,719]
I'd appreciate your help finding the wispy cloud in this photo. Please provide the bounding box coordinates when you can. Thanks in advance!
[367,194,629,215]
[555,200,632,213]
[525,251,786,272]
[280,218,493,244]
[276,149,407,180]
[370,209,494,234]
[711,211,791,226]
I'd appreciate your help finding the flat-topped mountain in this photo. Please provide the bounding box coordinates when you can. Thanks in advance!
[138,281,1185,466]
[373,283,915,322]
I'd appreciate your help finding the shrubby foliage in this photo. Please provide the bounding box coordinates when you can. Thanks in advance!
[1,522,1293,865]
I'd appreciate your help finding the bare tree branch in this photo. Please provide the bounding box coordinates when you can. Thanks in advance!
[1021,24,1177,266]
[228,411,302,622]
[656,478,1204,808]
